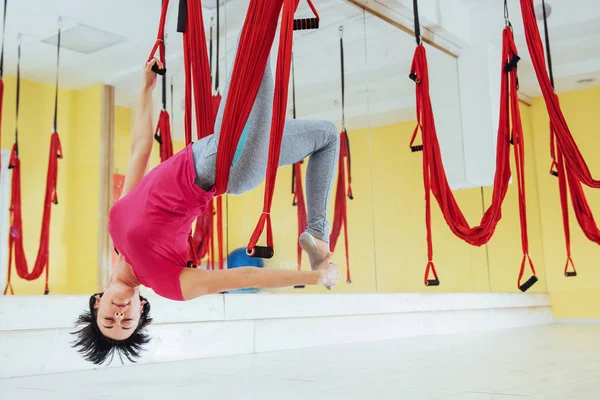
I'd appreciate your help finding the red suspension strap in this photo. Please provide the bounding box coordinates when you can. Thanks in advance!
[153,3,174,163]
[290,54,308,271]
[520,0,582,277]
[4,33,63,295]
[329,25,353,283]
[409,0,536,290]
[147,0,168,76]
[330,129,353,283]
[245,0,320,259]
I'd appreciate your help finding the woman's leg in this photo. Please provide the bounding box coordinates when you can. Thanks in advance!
[228,119,339,242]
[192,41,340,243]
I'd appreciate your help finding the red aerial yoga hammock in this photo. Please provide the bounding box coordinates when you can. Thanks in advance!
[329,25,353,283]
[409,0,537,291]
[4,32,63,295]
[518,0,600,277]
[151,0,319,265]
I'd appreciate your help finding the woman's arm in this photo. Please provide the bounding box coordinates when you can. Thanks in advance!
[179,254,338,300]
[120,59,163,199]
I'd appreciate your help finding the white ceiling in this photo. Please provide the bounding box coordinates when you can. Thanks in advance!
[1,0,599,140]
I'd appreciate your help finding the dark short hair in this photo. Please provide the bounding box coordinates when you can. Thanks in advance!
[71,293,153,365]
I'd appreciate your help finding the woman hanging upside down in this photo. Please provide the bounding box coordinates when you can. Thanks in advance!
[72,50,340,364]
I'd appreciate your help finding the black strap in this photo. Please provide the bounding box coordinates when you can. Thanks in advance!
[161,0,167,110]
[14,41,20,156]
[170,78,174,124]
[541,0,554,90]
[339,26,345,128]
[209,18,214,83]
[503,0,512,29]
[53,26,61,132]
[215,0,220,92]
[292,53,297,120]
[0,0,7,78]
[413,0,421,45]
[177,0,187,33]
[291,53,297,195]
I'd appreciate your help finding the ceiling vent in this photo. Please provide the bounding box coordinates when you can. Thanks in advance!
[42,24,126,55]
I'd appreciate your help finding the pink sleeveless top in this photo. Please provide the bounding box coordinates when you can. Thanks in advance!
[109,145,215,300]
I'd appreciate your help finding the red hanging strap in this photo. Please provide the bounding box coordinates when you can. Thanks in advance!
[292,161,308,270]
[554,129,577,277]
[147,0,169,75]
[216,196,224,269]
[246,0,304,258]
[330,129,352,283]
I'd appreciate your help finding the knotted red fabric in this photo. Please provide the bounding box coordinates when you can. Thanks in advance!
[330,128,352,283]
[4,133,63,295]
[410,27,536,289]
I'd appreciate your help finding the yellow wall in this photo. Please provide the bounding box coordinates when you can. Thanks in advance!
[65,85,104,294]
[114,105,186,175]
[0,77,104,294]
[530,86,600,319]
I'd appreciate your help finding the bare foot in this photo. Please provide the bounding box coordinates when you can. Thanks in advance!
[299,232,334,290]
[316,254,339,288]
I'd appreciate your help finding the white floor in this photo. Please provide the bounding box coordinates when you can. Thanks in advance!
[1,324,598,400]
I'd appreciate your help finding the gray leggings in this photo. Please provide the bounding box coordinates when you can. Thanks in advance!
[191,57,339,242]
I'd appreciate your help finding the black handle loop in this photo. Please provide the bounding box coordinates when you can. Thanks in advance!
[247,246,274,259]
[504,55,521,73]
[411,144,423,152]
[293,18,319,31]
[425,279,440,287]
[565,271,577,277]
[519,275,538,292]
[152,63,167,76]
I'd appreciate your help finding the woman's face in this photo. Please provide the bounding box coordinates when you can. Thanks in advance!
[93,286,145,340]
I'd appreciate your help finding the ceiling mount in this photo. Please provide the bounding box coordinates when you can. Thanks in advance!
[534,2,552,20]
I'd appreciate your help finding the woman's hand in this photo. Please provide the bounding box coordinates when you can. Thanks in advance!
[142,58,163,92]
[316,253,339,288]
